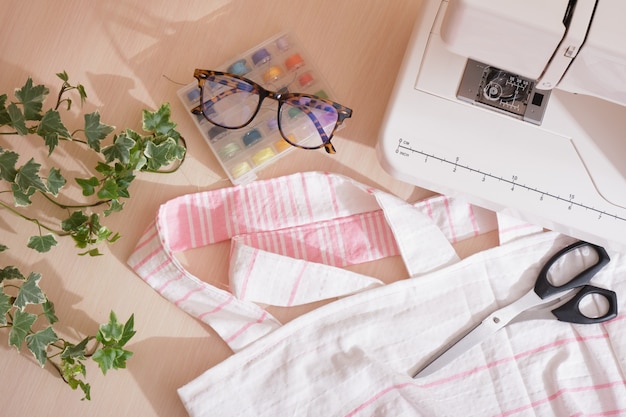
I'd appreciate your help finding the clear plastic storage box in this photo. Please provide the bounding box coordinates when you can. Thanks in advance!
[178,32,341,185]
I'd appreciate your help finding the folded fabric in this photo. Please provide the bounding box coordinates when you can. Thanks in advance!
[128,172,495,351]
[178,232,626,416]
[127,171,625,416]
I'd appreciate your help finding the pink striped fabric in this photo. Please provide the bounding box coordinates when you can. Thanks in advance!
[178,231,626,417]
[128,172,496,351]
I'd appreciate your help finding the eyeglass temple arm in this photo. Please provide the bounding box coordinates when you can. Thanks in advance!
[191,79,257,115]
[296,108,335,154]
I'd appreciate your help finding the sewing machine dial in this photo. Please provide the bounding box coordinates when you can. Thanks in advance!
[457,59,550,125]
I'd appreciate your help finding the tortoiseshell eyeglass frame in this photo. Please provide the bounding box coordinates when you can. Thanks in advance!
[191,69,353,154]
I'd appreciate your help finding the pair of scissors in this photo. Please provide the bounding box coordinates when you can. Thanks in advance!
[413,241,618,378]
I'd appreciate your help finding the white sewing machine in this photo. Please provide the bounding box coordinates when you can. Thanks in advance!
[378,0,626,253]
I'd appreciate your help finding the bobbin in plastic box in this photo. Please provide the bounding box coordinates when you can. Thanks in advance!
[178,32,340,185]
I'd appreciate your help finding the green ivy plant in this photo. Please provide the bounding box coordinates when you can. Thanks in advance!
[0,73,186,399]
[0,71,186,255]
[0,245,135,400]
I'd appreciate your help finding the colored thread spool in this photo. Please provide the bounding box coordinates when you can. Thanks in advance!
[275,36,290,51]
[186,88,200,102]
[274,136,293,152]
[251,48,271,66]
[242,128,263,147]
[231,161,252,179]
[208,125,228,142]
[287,106,301,119]
[314,89,329,99]
[227,59,250,75]
[298,72,314,88]
[285,53,304,71]
[218,142,241,161]
[262,66,283,83]
[252,147,276,166]
[266,118,278,130]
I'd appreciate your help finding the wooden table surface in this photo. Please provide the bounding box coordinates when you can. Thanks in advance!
[0,1,497,415]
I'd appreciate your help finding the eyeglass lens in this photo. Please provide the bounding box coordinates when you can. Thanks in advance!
[201,73,339,149]
[201,74,261,129]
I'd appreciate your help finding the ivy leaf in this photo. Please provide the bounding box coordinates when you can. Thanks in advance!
[96,178,118,200]
[109,232,121,244]
[46,167,66,196]
[97,311,123,344]
[0,265,25,282]
[11,183,36,206]
[119,313,136,346]
[61,210,89,232]
[60,347,91,401]
[78,248,102,257]
[43,132,59,155]
[143,138,178,171]
[94,161,114,176]
[27,234,58,253]
[0,244,7,252]
[26,326,58,367]
[15,158,48,194]
[113,171,134,199]
[0,291,11,326]
[7,103,27,135]
[14,77,48,121]
[36,109,71,151]
[0,93,10,125]
[104,199,124,217]
[43,300,58,325]
[92,346,133,375]
[56,71,69,82]
[102,132,135,164]
[142,103,176,135]
[75,176,99,196]
[84,112,114,152]
[93,312,135,375]
[61,337,90,362]
[9,309,37,351]
[0,149,18,181]
[14,272,47,310]
[76,84,87,105]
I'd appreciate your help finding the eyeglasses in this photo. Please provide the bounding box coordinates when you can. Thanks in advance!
[191,69,353,154]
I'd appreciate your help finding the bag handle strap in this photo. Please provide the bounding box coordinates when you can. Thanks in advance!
[128,172,495,350]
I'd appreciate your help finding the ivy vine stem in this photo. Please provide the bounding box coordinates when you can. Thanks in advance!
[38,191,110,210]
[0,199,67,236]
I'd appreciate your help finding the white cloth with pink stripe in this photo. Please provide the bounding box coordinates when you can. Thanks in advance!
[127,172,626,417]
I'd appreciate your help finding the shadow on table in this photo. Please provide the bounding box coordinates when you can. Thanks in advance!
[128,333,233,417]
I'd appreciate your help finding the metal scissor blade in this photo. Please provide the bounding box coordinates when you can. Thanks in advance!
[413,290,545,378]
[412,320,497,378]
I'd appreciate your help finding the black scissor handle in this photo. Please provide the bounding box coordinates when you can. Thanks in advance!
[535,241,610,299]
[552,285,618,324]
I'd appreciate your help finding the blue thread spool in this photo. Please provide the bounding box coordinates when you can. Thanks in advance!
[251,48,271,66]
[186,88,200,102]
[242,128,262,147]
[228,59,250,75]
[208,125,228,142]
